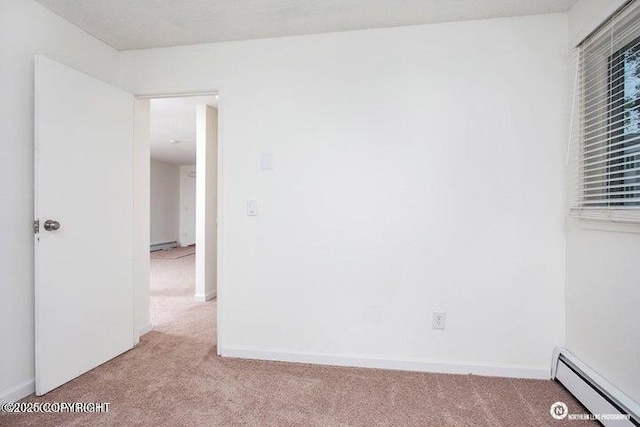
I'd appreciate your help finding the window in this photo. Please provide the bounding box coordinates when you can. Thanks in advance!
[572,1,640,221]
[607,38,640,207]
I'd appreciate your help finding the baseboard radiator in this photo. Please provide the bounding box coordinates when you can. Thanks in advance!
[150,241,178,252]
[552,349,639,426]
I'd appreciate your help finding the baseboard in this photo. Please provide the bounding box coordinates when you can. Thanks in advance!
[220,345,550,379]
[0,379,35,404]
[193,291,216,302]
[139,323,152,336]
[150,241,178,252]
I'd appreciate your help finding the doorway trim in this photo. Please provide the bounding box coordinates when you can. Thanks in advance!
[134,89,224,356]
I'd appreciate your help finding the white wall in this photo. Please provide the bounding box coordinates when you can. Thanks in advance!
[150,160,180,245]
[134,99,151,339]
[566,0,640,405]
[179,165,197,246]
[0,0,121,402]
[194,106,218,301]
[121,14,569,377]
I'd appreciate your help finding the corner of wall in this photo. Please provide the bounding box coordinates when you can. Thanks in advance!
[567,0,627,47]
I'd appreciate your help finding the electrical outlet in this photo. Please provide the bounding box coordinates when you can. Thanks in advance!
[432,312,446,330]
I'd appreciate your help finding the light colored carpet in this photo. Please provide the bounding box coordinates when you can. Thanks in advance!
[3,250,596,426]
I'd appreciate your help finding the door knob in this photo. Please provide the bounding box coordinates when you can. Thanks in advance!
[44,220,61,231]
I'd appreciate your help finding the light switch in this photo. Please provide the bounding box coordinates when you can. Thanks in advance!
[260,152,273,170]
[247,200,258,216]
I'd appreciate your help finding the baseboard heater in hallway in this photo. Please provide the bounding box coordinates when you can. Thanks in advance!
[150,241,178,252]
[552,349,639,426]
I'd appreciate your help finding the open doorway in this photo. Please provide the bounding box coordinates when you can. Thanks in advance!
[148,95,218,326]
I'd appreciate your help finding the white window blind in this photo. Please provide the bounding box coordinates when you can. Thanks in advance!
[570,0,640,222]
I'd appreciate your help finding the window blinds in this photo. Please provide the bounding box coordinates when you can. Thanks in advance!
[571,1,640,221]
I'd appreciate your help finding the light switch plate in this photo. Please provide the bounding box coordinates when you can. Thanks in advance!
[247,200,258,216]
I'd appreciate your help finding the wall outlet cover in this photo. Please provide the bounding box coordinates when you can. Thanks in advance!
[432,312,446,330]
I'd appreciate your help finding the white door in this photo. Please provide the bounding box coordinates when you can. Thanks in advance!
[34,56,135,395]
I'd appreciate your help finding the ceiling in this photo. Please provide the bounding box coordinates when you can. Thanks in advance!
[36,0,579,50]
[150,96,217,165]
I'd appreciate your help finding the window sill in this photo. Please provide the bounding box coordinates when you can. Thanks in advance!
[569,214,640,234]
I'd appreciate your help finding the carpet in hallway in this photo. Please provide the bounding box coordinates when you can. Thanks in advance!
[150,245,196,260]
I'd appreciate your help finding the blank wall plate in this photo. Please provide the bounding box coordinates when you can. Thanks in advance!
[260,152,273,170]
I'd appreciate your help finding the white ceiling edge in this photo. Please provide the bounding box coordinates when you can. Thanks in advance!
[35,0,580,51]
[150,96,217,165]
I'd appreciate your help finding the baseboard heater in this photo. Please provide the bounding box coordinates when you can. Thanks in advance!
[552,348,639,426]
[150,241,178,252]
